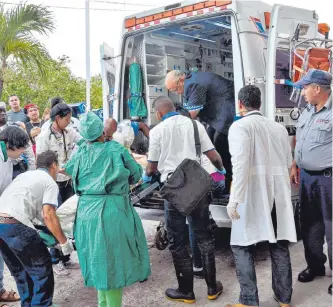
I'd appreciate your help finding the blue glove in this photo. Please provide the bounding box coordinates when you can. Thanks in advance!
[216,168,226,175]
[142,173,152,183]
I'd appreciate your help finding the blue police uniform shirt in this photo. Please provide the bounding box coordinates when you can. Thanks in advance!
[295,95,332,171]
[183,71,235,135]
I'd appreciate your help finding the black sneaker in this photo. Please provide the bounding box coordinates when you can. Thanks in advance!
[207,280,223,300]
[165,288,196,304]
[329,284,332,295]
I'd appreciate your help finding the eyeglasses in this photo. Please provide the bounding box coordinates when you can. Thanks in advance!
[169,78,181,92]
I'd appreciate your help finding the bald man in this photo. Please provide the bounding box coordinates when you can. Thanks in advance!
[146,96,224,304]
[165,70,235,194]
[104,118,118,141]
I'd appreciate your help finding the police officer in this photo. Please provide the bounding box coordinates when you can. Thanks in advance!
[290,69,332,295]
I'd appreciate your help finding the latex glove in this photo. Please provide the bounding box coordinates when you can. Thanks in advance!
[60,239,74,256]
[227,202,240,220]
[142,173,152,183]
[216,168,227,175]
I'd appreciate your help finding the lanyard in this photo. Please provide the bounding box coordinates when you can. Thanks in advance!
[49,126,69,162]
[0,141,8,162]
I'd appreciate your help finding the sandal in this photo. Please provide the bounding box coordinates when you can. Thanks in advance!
[0,304,9,307]
[0,289,20,302]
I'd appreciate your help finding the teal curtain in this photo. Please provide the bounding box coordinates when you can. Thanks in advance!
[127,63,147,118]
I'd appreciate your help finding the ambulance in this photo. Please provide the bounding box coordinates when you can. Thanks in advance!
[100,0,332,233]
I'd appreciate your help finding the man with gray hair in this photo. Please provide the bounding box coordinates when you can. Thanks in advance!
[290,69,332,295]
[165,70,235,194]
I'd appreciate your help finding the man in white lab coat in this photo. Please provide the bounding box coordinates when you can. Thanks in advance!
[225,85,297,307]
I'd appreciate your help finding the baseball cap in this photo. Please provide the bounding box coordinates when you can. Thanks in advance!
[0,101,6,109]
[293,69,332,88]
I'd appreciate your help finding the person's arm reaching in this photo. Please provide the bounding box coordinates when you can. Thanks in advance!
[138,122,150,138]
[196,121,223,170]
[204,149,223,170]
[42,182,74,255]
[122,147,142,184]
[145,128,160,177]
[184,83,207,118]
[42,205,67,245]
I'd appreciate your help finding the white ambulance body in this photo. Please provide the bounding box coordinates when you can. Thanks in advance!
[101,0,332,227]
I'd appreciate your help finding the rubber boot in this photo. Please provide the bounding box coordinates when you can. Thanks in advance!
[202,251,223,300]
[166,258,196,304]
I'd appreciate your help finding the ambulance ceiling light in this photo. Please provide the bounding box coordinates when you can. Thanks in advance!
[204,20,231,29]
[170,32,216,43]
[181,24,205,32]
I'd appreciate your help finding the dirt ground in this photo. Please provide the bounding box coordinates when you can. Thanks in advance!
[3,221,332,307]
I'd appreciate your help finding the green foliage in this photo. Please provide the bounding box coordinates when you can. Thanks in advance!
[0,2,55,97]
[2,56,103,113]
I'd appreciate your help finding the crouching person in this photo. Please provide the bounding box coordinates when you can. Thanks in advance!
[0,150,74,306]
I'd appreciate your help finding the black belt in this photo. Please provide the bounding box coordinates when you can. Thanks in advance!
[303,168,332,178]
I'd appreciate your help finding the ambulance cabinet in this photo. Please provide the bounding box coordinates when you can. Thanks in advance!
[166,55,186,71]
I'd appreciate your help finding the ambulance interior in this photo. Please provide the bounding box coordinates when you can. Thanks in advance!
[120,13,332,156]
[122,15,234,125]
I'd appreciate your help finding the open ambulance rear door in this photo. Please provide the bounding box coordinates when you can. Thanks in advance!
[265,5,319,121]
[100,42,118,122]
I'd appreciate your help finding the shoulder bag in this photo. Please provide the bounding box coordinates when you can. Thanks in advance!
[160,120,213,216]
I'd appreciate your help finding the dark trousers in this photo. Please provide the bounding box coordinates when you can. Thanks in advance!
[207,127,232,194]
[165,201,216,292]
[51,181,74,265]
[0,224,54,306]
[232,241,292,306]
[299,169,332,271]
[188,217,202,269]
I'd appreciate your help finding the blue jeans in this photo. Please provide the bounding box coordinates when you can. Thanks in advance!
[232,241,292,305]
[0,223,54,306]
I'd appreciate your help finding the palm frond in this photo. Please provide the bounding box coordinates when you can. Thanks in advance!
[4,2,55,43]
[5,38,52,77]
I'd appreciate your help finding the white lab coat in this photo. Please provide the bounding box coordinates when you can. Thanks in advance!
[228,112,297,246]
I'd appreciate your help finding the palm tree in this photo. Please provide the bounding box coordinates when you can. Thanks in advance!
[0,3,55,98]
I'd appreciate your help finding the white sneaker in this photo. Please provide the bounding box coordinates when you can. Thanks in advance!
[53,262,70,276]
[64,259,80,269]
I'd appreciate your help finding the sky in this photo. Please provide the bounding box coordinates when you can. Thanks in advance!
[3,0,332,78]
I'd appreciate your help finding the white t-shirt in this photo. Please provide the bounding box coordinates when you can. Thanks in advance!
[0,149,13,195]
[0,169,59,229]
[148,115,214,182]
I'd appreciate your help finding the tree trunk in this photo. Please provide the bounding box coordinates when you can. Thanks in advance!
[0,59,7,100]
[0,78,4,100]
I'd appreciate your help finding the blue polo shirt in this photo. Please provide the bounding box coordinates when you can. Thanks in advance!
[183,71,235,135]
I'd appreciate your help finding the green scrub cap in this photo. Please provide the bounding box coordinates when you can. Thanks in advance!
[79,112,104,141]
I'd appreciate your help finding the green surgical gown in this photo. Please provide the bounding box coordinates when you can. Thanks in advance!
[65,140,151,290]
